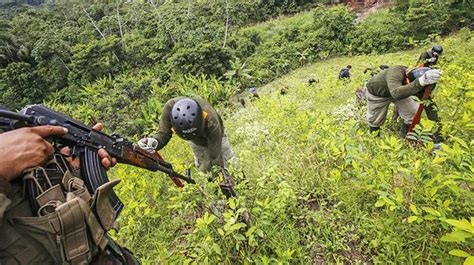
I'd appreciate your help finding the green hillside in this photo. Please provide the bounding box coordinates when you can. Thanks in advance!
[1,1,473,264]
[112,30,474,264]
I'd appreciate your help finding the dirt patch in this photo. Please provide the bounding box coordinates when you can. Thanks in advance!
[354,1,394,22]
[339,239,372,264]
[310,244,328,265]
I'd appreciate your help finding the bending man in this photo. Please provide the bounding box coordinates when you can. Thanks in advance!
[365,66,442,138]
[139,97,236,197]
[416,45,443,67]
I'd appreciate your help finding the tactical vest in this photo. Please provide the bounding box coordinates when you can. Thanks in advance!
[0,154,133,264]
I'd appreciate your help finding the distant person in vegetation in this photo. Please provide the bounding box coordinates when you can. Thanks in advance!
[280,86,288,95]
[249,87,260,99]
[308,77,319,85]
[138,97,237,198]
[417,45,443,67]
[240,98,246,108]
[339,65,352,80]
[365,66,442,138]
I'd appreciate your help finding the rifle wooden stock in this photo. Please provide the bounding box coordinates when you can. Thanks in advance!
[119,145,194,187]
[0,104,195,190]
[0,104,195,219]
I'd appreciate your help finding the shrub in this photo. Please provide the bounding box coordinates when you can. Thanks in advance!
[350,9,408,54]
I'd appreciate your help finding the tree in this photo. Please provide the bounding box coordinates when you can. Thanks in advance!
[68,36,124,86]
[0,62,47,109]
[0,21,32,67]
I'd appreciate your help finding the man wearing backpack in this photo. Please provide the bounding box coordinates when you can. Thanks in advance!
[365,66,442,138]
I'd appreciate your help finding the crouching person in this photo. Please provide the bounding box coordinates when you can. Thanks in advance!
[365,66,441,137]
[139,97,237,198]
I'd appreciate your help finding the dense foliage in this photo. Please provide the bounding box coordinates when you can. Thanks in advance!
[0,2,473,263]
[0,0,472,136]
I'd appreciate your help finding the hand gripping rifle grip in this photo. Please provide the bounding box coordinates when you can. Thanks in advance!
[81,147,124,218]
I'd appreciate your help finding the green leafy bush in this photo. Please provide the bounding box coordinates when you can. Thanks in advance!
[102,31,474,264]
[349,9,408,54]
[0,62,47,109]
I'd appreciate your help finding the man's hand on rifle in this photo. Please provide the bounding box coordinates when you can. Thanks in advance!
[61,123,117,170]
[0,126,67,181]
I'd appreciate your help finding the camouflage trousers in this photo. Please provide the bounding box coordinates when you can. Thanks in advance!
[365,87,419,127]
[188,132,235,173]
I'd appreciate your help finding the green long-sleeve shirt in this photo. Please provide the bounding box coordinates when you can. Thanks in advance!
[366,66,424,100]
[154,97,226,167]
[416,51,438,67]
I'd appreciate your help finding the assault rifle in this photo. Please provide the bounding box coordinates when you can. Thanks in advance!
[0,104,195,218]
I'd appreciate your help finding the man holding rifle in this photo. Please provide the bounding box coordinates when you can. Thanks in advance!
[139,97,237,198]
[0,105,138,264]
[365,66,442,138]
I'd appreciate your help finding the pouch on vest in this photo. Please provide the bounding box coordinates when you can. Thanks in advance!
[6,155,120,264]
[91,179,121,231]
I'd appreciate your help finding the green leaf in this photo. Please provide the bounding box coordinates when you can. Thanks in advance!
[228,199,236,210]
[441,230,473,242]
[212,243,222,255]
[245,226,257,237]
[407,216,418,223]
[217,228,224,236]
[375,199,385,207]
[410,204,419,215]
[432,157,447,164]
[227,223,247,233]
[205,213,216,224]
[422,207,441,217]
[464,256,474,265]
[234,233,246,241]
[445,219,474,233]
[424,215,438,221]
[449,249,471,258]
[384,198,396,206]
[395,188,403,203]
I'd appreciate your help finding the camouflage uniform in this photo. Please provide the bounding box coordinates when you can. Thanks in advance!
[416,51,439,67]
[155,97,235,173]
[365,66,424,128]
[0,154,138,264]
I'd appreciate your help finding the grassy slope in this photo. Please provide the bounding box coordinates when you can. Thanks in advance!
[114,30,473,263]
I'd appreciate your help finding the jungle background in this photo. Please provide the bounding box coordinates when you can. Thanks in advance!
[0,0,473,263]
